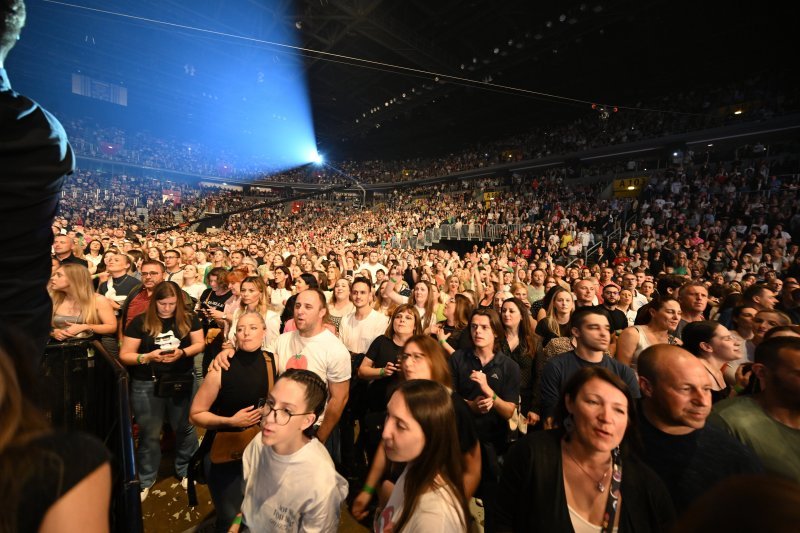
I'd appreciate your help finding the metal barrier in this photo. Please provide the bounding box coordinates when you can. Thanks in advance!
[434,223,526,242]
[42,339,143,533]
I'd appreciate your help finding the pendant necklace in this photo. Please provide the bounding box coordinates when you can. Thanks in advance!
[565,444,611,493]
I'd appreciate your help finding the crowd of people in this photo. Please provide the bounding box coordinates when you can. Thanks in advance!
[61,72,796,184]
[37,149,800,529]
[4,2,800,528]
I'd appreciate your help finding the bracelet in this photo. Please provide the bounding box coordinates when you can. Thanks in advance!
[439,338,447,345]
[379,368,385,377]
[390,277,398,283]
[492,392,497,401]
[137,353,145,364]
[362,483,376,495]
[232,516,242,525]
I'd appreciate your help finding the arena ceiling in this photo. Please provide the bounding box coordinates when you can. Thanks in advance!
[12,0,798,160]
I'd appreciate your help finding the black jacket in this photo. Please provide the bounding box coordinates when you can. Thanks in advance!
[491,430,675,532]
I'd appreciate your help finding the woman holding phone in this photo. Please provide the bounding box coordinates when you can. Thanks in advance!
[120,281,204,502]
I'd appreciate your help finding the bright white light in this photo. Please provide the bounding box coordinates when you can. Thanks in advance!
[309,150,324,164]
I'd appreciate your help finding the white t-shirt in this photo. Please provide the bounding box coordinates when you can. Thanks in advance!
[339,309,390,354]
[182,282,207,302]
[242,437,348,533]
[374,468,465,533]
[270,329,351,384]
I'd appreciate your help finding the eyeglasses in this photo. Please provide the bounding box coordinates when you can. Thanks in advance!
[164,255,178,260]
[141,271,161,277]
[398,351,427,363]
[260,402,313,426]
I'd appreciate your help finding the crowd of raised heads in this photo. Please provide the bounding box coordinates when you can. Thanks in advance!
[37,175,800,530]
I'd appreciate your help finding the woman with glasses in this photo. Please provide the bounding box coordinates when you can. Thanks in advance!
[358,305,423,460]
[237,369,348,532]
[351,335,481,521]
[190,312,276,532]
[267,265,292,315]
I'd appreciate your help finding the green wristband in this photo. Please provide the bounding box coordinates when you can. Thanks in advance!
[362,483,376,495]
[379,368,385,377]
[492,392,497,401]
[137,353,144,364]
[232,515,242,525]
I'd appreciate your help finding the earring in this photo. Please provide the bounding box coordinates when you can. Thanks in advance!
[563,413,575,433]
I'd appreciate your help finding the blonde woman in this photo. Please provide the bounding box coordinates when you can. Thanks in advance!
[328,278,355,334]
[225,276,280,352]
[181,264,207,301]
[49,263,117,342]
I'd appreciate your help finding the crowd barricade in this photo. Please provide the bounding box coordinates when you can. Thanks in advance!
[42,339,143,533]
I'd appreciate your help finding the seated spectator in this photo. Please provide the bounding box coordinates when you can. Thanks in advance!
[681,320,742,403]
[616,296,682,371]
[492,367,675,532]
[636,344,762,513]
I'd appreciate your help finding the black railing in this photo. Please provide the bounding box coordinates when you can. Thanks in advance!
[42,339,142,533]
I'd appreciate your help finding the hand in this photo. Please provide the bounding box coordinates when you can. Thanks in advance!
[525,411,541,425]
[159,349,183,363]
[221,340,234,351]
[382,362,398,377]
[476,395,494,413]
[735,363,753,389]
[436,325,451,343]
[51,328,75,341]
[229,405,262,428]
[64,322,88,337]
[210,348,236,372]
[146,348,165,363]
[351,491,372,521]
[469,370,492,396]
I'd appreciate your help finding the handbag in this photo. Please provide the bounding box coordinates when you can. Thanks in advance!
[153,371,194,398]
[208,351,275,464]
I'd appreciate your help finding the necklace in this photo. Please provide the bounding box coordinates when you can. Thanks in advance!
[564,443,611,493]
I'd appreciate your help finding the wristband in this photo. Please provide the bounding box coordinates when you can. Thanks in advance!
[137,354,145,364]
[232,516,242,525]
[492,392,497,401]
[439,338,447,345]
[362,483,376,495]
[379,368,385,377]
[390,277,398,283]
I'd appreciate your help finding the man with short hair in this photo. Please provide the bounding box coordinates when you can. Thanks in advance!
[53,234,88,268]
[539,307,640,427]
[164,249,184,286]
[572,279,596,308]
[355,250,387,283]
[599,283,628,334]
[527,269,546,304]
[675,282,709,338]
[742,284,778,312]
[339,278,390,355]
[621,272,648,311]
[1,0,75,361]
[271,289,351,448]
[637,345,762,512]
[120,259,165,330]
[229,250,245,270]
[710,337,800,483]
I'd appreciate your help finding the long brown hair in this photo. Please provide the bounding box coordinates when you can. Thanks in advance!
[451,293,473,330]
[413,280,436,331]
[469,308,506,353]
[143,281,192,338]
[391,380,468,532]
[402,335,452,387]
[385,304,423,339]
[502,297,537,358]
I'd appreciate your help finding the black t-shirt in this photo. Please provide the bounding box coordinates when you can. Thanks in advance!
[97,273,139,299]
[124,313,202,381]
[637,408,763,513]
[535,320,570,347]
[364,335,403,413]
[198,288,232,330]
[15,431,110,532]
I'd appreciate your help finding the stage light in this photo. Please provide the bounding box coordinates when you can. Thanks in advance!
[309,150,324,164]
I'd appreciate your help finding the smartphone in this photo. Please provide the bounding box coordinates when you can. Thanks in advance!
[160,349,175,354]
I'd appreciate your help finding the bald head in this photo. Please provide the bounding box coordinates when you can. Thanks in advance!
[638,344,712,435]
